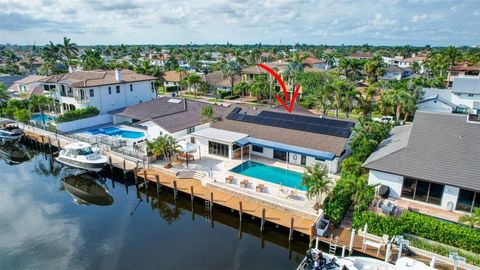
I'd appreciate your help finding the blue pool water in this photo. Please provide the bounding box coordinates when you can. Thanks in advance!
[86,126,145,139]
[230,161,306,190]
[31,114,56,123]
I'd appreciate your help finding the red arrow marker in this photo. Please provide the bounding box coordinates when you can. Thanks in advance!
[257,63,301,113]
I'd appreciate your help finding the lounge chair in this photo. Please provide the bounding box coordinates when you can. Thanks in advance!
[240,179,250,188]
[256,184,266,192]
[225,175,234,183]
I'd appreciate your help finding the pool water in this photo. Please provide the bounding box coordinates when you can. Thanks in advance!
[230,161,306,190]
[31,114,56,123]
[86,127,145,139]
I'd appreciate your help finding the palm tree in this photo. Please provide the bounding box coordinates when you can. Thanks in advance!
[342,83,360,119]
[331,80,347,118]
[301,163,332,208]
[164,135,180,161]
[200,105,215,123]
[58,37,78,66]
[250,76,270,102]
[458,208,480,228]
[283,52,304,99]
[183,73,202,98]
[343,175,377,212]
[0,82,10,105]
[146,136,167,160]
[233,81,249,97]
[387,88,411,122]
[221,59,242,97]
[357,86,377,118]
[28,95,53,128]
[339,57,362,80]
[80,49,104,70]
[323,53,337,70]
[364,56,385,83]
[443,45,462,67]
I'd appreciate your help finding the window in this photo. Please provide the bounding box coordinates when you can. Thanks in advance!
[208,141,229,158]
[468,94,474,97]
[116,85,120,93]
[130,84,133,92]
[108,87,112,95]
[401,178,444,205]
[187,126,195,134]
[273,149,287,161]
[456,189,479,212]
[301,155,306,166]
[190,137,195,144]
[252,145,263,153]
[89,89,94,97]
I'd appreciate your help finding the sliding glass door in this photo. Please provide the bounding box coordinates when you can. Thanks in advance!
[401,177,444,205]
[208,141,229,158]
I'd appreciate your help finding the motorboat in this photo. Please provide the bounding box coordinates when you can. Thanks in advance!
[297,249,345,270]
[56,142,108,172]
[0,142,31,165]
[61,174,113,206]
[0,126,23,142]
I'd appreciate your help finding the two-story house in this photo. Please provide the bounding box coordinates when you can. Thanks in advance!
[446,63,480,87]
[381,66,414,81]
[451,77,480,114]
[40,69,157,114]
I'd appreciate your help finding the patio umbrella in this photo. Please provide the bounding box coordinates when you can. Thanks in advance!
[177,141,198,167]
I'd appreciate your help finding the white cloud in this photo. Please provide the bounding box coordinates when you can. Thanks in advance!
[411,14,428,22]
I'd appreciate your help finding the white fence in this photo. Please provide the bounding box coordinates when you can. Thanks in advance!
[56,114,113,133]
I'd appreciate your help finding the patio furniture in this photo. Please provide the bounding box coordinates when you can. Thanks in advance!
[240,180,250,188]
[225,175,234,184]
[363,239,382,256]
[381,199,396,215]
[177,153,194,162]
[255,184,266,193]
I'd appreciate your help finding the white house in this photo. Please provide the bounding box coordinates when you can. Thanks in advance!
[40,69,157,114]
[111,97,227,140]
[190,106,356,174]
[7,75,48,98]
[363,112,480,215]
[382,66,414,81]
[417,88,457,113]
[163,70,187,90]
[451,77,480,114]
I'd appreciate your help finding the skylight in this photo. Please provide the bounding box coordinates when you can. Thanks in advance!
[167,98,183,104]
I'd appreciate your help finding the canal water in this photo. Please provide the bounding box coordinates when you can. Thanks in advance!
[0,142,315,270]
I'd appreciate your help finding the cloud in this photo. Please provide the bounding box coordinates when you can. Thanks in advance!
[0,0,478,45]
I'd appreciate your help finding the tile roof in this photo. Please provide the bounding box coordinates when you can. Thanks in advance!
[163,70,187,82]
[242,62,288,74]
[301,57,324,65]
[202,71,241,88]
[363,112,480,191]
[211,106,355,156]
[451,77,480,94]
[40,69,156,88]
[349,52,372,58]
[112,97,227,133]
[448,64,480,72]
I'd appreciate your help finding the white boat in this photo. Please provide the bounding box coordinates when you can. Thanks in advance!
[56,142,108,172]
[0,127,23,142]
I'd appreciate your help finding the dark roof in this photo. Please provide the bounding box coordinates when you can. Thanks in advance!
[271,103,315,115]
[113,97,228,133]
[212,106,355,156]
[363,112,480,191]
[202,71,241,88]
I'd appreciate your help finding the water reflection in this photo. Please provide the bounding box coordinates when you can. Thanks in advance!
[0,142,32,165]
[61,174,114,206]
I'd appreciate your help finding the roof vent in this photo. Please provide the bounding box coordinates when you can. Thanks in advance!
[115,68,122,81]
[467,114,480,124]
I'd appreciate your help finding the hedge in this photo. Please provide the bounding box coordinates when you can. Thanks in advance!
[165,86,179,92]
[352,211,480,254]
[323,179,353,226]
[56,107,100,123]
[224,95,239,100]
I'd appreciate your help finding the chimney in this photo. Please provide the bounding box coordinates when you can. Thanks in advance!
[183,98,187,111]
[68,66,74,73]
[115,68,122,81]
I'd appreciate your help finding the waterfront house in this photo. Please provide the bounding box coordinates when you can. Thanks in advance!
[40,69,157,114]
[190,106,356,174]
[446,63,480,87]
[451,77,480,114]
[363,112,480,218]
[111,97,227,140]
[7,75,48,99]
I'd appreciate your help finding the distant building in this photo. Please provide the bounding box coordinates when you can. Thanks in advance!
[202,71,241,93]
[446,63,480,87]
[6,75,47,98]
[40,69,156,114]
[451,77,480,114]
[381,66,414,81]
[348,52,372,60]
[382,54,426,73]
[163,70,187,90]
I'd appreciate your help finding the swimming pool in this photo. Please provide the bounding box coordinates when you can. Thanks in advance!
[32,114,56,123]
[230,161,306,190]
[86,127,145,139]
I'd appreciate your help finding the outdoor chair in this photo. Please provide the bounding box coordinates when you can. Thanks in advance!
[225,175,234,183]
[255,184,266,193]
[240,180,250,188]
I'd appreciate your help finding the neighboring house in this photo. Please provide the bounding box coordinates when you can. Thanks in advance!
[347,52,372,60]
[202,71,241,93]
[417,88,457,113]
[163,70,187,89]
[451,77,480,114]
[40,69,156,114]
[302,57,326,69]
[7,75,48,98]
[446,63,480,87]
[111,97,227,140]
[382,54,426,73]
[381,66,414,80]
[363,112,480,215]
[190,106,356,174]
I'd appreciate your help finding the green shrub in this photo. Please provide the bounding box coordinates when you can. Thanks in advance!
[323,180,353,226]
[352,211,480,254]
[13,109,32,123]
[57,107,99,123]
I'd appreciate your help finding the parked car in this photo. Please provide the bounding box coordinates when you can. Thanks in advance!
[373,116,394,124]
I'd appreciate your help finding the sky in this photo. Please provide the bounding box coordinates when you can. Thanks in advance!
[0,0,479,46]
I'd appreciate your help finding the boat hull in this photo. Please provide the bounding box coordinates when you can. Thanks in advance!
[56,156,106,172]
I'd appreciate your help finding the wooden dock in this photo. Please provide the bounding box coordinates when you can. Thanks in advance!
[137,168,318,237]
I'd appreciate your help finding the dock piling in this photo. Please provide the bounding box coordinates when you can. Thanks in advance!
[210,192,214,210]
[260,208,265,231]
[156,174,160,193]
[239,201,243,222]
[133,167,138,183]
[289,217,294,240]
[143,170,148,189]
[173,180,177,200]
[190,186,194,204]
[109,156,113,173]
[123,159,127,178]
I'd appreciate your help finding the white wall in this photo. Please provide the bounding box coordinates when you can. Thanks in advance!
[113,115,133,125]
[368,170,404,198]
[441,185,459,211]
[56,114,113,133]
[140,122,211,141]
[451,93,480,110]
[417,100,453,113]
